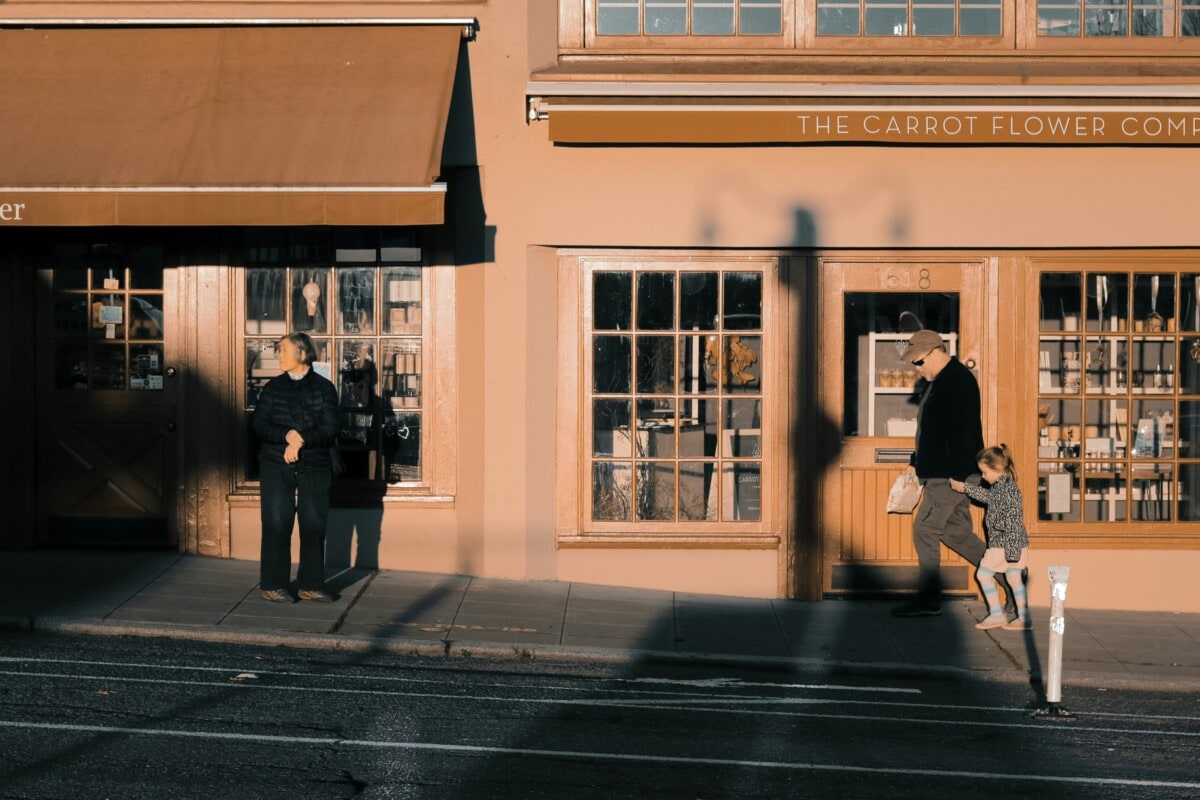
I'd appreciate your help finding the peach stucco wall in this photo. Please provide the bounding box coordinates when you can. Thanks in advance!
[205,2,1200,609]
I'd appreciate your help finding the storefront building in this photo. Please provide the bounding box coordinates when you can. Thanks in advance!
[5,1,1200,613]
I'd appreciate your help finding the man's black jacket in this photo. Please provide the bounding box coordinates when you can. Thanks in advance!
[912,357,983,481]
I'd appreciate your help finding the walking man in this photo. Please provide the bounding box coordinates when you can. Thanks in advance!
[893,329,992,617]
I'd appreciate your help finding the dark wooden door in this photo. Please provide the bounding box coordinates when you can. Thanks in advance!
[36,241,179,546]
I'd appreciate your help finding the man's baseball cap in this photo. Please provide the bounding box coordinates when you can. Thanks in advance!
[901,329,944,363]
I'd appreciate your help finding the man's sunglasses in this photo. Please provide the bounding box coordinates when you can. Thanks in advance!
[910,357,927,367]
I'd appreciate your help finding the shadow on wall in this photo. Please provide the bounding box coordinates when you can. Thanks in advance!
[12,33,488,567]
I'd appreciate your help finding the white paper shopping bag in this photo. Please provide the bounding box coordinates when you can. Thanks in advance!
[886,473,923,514]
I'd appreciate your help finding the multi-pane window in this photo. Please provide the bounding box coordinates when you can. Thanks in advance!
[598,0,784,35]
[817,0,1003,36]
[1036,268,1200,526]
[50,242,166,392]
[587,266,765,524]
[576,0,1200,45]
[242,229,425,485]
[1038,0,1200,37]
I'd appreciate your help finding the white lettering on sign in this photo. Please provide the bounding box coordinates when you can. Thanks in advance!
[787,111,1200,143]
[794,114,850,136]
[991,114,1105,137]
[1121,115,1200,137]
[0,203,26,221]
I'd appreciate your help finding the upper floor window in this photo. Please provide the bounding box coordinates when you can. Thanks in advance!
[1038,0,1200,37]
[598,0,784,35]
[817,0,1002,36]
[570,0,1200,49]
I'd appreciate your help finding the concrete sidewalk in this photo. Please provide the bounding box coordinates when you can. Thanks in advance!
[2,550,1199,690]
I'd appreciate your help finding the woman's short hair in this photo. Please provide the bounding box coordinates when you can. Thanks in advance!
[282,331,318,365]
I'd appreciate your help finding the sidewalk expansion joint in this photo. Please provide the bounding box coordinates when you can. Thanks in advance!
[329,570,379,634]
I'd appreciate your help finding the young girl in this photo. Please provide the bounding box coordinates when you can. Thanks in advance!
[950,444,1030,631]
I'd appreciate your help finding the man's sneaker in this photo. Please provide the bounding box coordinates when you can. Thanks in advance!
[974,613,1008,630]
[261,588,291,603]
[892,599,942,617]
[298,589,335,603]
[1002,616,1032,631]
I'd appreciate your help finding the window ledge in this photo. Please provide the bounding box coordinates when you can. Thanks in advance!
[533,55,1200,91]
[227,490,455,509]
[558,534,780,549]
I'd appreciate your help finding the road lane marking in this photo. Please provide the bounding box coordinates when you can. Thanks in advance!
[0,669,1197,739]
[0,656,910,697]
[0,719,1197,791]
[623,677,920,694]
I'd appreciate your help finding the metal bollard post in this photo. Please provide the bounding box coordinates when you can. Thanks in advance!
[1033,565,1076,720]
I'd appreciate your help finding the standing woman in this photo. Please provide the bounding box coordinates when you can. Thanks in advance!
[253,332,339,602]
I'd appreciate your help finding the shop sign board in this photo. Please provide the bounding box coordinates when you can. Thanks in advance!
[548,106,1200,145]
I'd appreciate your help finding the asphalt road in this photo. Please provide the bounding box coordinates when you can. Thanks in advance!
[0,632,1197,799]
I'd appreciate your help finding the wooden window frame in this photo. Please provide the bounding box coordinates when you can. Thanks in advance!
[556,251,785,547]
[232,231,457,505]
[1026,255,1200,548]
[564,0,1200,52]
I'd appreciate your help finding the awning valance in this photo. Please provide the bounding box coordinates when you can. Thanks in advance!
[527,64,1200,145]
[0,24,467,226]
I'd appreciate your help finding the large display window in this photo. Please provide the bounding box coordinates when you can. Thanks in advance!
[1034,263,1200,529]
[557,253,784,545]
[237,228,454,498]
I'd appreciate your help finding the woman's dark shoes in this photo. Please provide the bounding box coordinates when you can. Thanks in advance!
[260,588,292,603]
[298,589,335,603]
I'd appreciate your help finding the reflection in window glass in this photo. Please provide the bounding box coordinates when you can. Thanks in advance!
[722,463,761,521]
[50,239,166,392]
[818,4,861,34]
[680,272,719,330]
[1086,0,1127,35]
[246,269,288,336]
[914,0,955,35]
[241,229,425,485]
[383,411,421,483]
[593,336,633,393]
[723,272,762,329]
[842,292,960,437]
[338,268,376,335]
[589,264,764,524]
[1179,464,1200,520]
[638,272,675,330]
[291,268,330,334]
[637,336,676,393]
[694,0,734,34]
[961,0,1002,33]
[1038,0,1200,36]
[1041,273,1083,331]
[680,462,718,520]
[647,0,687,34]
[741,3,783,33]
[129,296,164,340]
[594,272,633,330]
[598,4,639,34]
[597,0,782,36]
[820,0,1001,35]
[594,399,633,458]
[593,463,632,521]
[636,462,677,520]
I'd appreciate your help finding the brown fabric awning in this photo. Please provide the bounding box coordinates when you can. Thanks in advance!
[0,25,464,226]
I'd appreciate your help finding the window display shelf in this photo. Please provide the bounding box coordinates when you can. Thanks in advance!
[865,331,956,437]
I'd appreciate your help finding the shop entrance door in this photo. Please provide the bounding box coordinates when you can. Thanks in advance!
[35,241,179,546]
[816,259,987,596]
